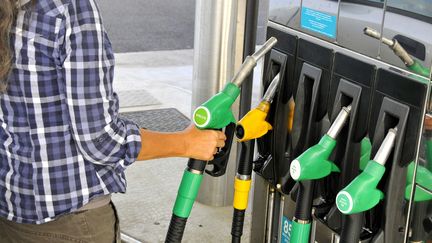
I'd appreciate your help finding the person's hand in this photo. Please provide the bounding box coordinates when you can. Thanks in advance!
[180,124,227,161]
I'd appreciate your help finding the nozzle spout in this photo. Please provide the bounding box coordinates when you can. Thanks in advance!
[363,27,414,66]
[364,27,393,46]
[373,127,397,166]
[327,105,352,139]
[251,37,278,61]
[262,73,280,103]
[231,37,278,87]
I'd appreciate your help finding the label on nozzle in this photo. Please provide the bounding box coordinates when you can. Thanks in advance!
[336,191,353,214]
[290,160,301,181]
[193,106,211,128]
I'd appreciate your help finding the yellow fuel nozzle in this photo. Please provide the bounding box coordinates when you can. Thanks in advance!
[236,101,273,142]
[236,73,280,142]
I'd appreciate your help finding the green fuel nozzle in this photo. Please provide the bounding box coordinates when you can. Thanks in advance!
[405,162,432,202]
[289,105,352,181]
[364,27,430,77]
[405,121,432,202]
[336,128,397,214]
[193,37,277,130]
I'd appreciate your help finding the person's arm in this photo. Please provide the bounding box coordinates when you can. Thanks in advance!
[59,0,225,170]
[137,124,226,161]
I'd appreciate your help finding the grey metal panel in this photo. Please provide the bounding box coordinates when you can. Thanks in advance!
[268,20,427,79]
[268,0,432,77]
[381,11,432,70]
[337,2,383,60]
[268,0,301,30]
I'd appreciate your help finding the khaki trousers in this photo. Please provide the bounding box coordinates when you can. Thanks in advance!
[0,202,121,243]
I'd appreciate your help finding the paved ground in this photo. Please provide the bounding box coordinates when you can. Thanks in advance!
[95,0,269,53]
[95,0,195,52]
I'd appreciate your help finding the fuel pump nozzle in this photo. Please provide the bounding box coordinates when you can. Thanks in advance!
[336,128,397,214]
[230,72,280,243]
[289,105,351,243]
[165,37,277,243]
[236,73,280,142]
[363,27,430,77]
[193,37,277,130]
[289,105,352,181]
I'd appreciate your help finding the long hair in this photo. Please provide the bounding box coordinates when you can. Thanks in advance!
[0,0,18,93]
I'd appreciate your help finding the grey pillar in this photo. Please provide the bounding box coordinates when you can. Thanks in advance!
[192,0,246,206]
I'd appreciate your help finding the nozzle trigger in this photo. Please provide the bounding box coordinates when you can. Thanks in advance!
[205,123,236,177]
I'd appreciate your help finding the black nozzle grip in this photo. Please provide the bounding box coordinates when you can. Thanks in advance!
[165,214,188,243]
[205,123,236,177]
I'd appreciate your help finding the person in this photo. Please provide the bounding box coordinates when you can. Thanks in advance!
[0,0,226,242]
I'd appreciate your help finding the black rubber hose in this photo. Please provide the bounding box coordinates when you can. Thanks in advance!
[165,214,188,243]
[294,180,315,220]
[187,158,207,172]
[237,143,253,175]
[231,143,252,243]
[340,213,364,243]
[231,209,246,243]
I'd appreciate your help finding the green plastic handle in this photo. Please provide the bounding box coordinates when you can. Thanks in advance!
[426,139,432,171]
[408,60,431,78]
[290,221,311,243]
[359,137,372,171]
[172,170,203,218]
[405,162,432,202]
[336,160,385,214]
[289,134,340,181]
[193,83,240,129]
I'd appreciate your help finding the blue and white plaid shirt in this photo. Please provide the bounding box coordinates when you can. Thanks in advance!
[0,0,142,224]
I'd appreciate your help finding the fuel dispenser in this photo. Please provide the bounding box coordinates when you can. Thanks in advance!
[249,1,432,242]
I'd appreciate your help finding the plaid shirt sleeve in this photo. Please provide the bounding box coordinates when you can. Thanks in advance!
[59,0,142,170]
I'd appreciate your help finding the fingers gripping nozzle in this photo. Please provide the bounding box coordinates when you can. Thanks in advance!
[205,123,236,177]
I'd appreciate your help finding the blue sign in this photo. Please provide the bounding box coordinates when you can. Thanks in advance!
[281,216,292,243]
[301,7,337,39]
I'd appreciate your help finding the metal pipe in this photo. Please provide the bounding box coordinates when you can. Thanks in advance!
[251,37,278,61]
[363,27,414,66]
[391,40,415,66]
[262,73,280,103]
[327,105,352,139]
[364,27,393,46]
[373,128,398,166]
[266,187,275,243]
[231,37,277,87]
